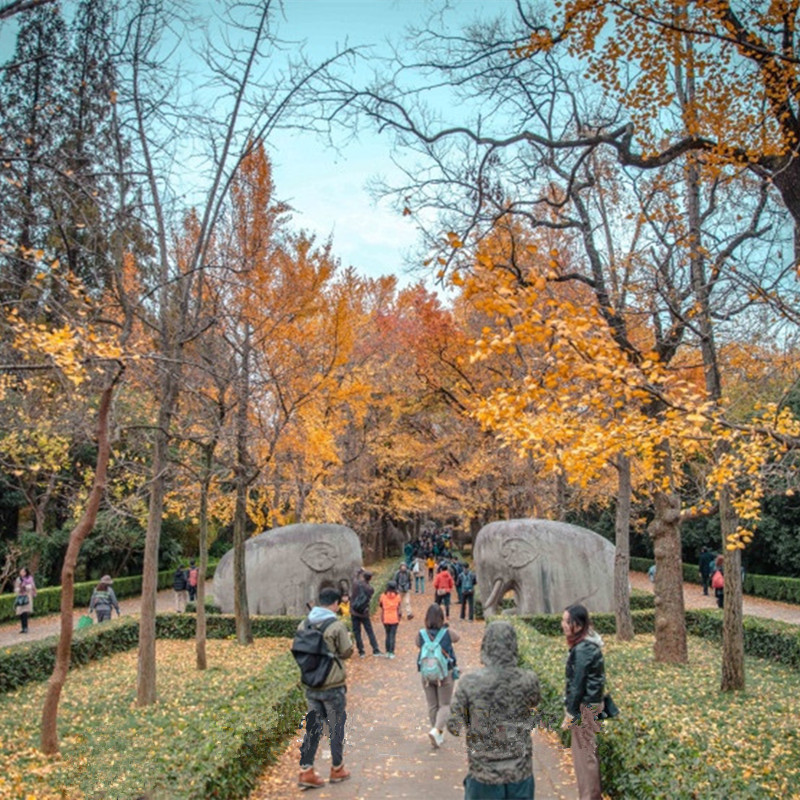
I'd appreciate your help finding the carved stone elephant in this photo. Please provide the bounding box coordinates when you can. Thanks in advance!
[474,519,615,616]
[213,523,362,615]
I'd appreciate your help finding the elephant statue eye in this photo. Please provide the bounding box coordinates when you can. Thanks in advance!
[500,537,539,569]
[300,541,337,572]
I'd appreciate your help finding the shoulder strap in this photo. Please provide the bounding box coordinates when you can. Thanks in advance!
[432,628,447,646]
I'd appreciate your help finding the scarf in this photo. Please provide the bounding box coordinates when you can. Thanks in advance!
[566,627,588,649]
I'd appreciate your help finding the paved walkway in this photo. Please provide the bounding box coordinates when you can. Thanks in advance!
[0,583,210,648]
[250,586,577,800]
[629,572,800,625]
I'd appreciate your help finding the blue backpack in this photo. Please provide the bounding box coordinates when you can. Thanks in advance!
[461,571,475,593]
[419,628,449,683]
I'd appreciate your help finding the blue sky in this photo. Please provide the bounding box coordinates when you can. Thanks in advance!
[258,0,502,283]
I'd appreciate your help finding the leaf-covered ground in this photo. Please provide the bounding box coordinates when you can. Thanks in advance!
[516,624,800,799]
[0,638,292,800]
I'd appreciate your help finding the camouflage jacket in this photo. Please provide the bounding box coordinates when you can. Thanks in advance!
[447,621,541,784]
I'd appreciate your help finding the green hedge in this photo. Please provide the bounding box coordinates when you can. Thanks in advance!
[0,561,218,624]
[630,556,800,605]
[0,612,302,695]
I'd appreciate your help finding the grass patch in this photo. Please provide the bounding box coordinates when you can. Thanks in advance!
[0,638,305,800]
[515,622,800,799]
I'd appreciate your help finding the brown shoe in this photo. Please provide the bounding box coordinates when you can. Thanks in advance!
[298,767,325,789]
[329,764,351,783]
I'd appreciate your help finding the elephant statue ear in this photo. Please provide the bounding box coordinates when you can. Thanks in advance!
[500,536,539,569]
[301,541,337,573]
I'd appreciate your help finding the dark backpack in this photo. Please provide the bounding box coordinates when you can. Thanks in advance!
[351,585,370,615]
[291,617,339,688]
[461,571,475,593]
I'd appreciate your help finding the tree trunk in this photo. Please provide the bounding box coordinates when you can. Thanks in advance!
[720,485,744,691]
[614,453,634,641]
[40,383,115,754]
[233,327,252,646]
[136,372,178,705]
[196,462,210,671]
[648,490,688,663]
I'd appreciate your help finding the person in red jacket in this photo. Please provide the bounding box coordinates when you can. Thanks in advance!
[433,563,455,620]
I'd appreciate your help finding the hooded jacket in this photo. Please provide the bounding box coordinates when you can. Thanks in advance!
[297,606,354,691]
[447,621,541,785]
[564,629,605,719]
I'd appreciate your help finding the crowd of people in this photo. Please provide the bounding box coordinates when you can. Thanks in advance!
[294,538,610,800]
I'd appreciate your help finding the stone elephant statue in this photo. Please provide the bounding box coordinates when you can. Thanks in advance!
[213,523,362,615]
[474,519,615,616]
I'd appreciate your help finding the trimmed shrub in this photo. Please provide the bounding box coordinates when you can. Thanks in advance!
[630,557,800,605]
[0,613,303,695]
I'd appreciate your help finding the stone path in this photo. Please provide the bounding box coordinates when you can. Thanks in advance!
[629,572,800,625]
[0,583,210,648]
[249,586,577,800]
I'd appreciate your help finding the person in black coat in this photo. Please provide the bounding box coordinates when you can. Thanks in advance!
[561,604,606,800]
[173,565,189,613]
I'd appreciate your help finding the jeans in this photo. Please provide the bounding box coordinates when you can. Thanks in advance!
[415,575,425,593]
[384,623,398,654]
[460,592,474,621]
[464,775,534,799]
[352,614,381,654]
[435,591,451,618]
[299,686,347,768]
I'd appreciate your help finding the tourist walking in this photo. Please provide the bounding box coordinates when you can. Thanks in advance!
[395,562,413,619]
[187,561,199,603]
[698,546,715,596]
[458,564,476,621]
[350,570,382,657]
[561,604,606,800]
[412,556,425,594]
[416,603,459,749]
[89,576,120,622]
[14,567,36,634]
[296,588,354,789]
[433,563,454,620]
[448,620,541,799]
[172,565,189,612]
[712,555,725,608]
[379,580,402,658]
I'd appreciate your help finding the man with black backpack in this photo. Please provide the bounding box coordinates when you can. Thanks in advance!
[350,570,382,658]
[293,588,354,790]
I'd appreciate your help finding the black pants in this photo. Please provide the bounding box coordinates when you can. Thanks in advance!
[188,584,197,602]
[460,592,474,620]
[352,614,381,655]
[19,611,29,632]
[701,573,710,595]
[715,588,724,608]
[300,686,347,768]
[435,592,451,618]
[384,623,398,654]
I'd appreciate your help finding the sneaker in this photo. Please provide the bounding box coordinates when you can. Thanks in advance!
[387,652,395,659]
[407,612,414,619]
[428,727,444,748]
[373,651,383,656]
[359,653,366,658]
[298,767,325,789]
[329,764,351,783]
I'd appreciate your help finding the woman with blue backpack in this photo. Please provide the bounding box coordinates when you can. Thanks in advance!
[416,603,460,749]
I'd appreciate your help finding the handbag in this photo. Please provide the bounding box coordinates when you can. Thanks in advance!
[14,594,29,607]
[598,692,619,720]
[436,588,449,596]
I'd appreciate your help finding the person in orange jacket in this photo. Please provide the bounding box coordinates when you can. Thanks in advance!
[379,580,402,658]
